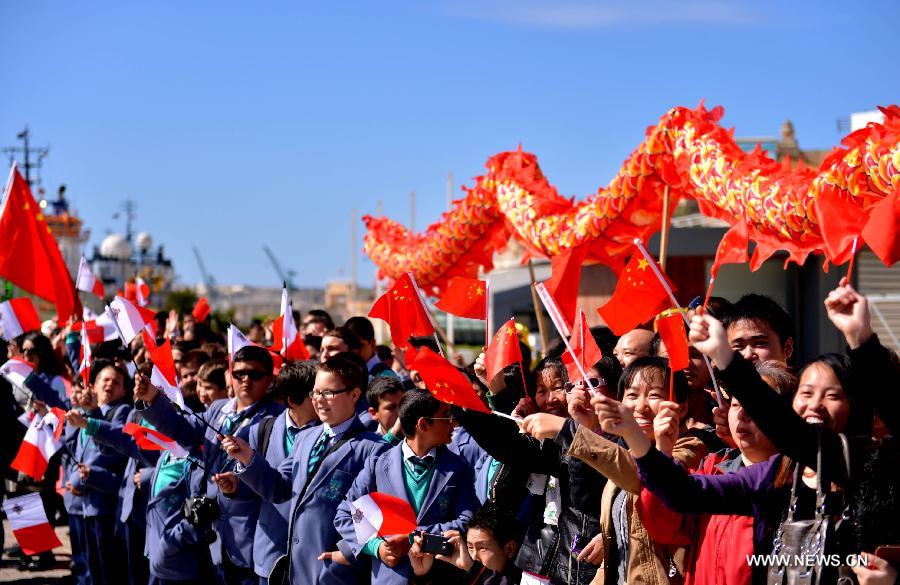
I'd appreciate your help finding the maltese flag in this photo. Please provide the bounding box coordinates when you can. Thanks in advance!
[76,257,105,298]
[3,493,62,555]
[349,492,418,545]
[271,288,310,361]
[11,407,66,480]
[227,324,253,364]
[135,277,151,307]
[0,298,42,340]
[123,423,189,458]
[78,324,93,387]
[0,357,35,389]
[148,338,186,409]
[107,297,156,344]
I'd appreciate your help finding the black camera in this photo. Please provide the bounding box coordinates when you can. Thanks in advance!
[419,531,453,556]
[183,496,221,532]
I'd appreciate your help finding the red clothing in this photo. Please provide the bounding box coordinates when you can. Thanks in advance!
[637,450,754,585]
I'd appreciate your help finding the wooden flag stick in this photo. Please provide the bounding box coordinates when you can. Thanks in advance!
[534,283,598,396]
[527,260,551,358]
[659,185,672,272]
[484,278,491,349]
[632,239,724,407]
[846,237,859,283]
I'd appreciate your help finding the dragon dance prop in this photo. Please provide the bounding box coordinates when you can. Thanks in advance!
[363,103,900,294]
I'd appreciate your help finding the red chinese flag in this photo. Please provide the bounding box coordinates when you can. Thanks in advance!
[410,347,489,413]
[711,218,750,278]
[816,188,868,265]
[192,297,211,323]
[562,310,603,382]
[656,311,690,371]
[862,186,900,267]
[597,251,673,336]
[484,319,522,383]
[369,274,434,349]
[435,277,487,320]
[544,244,590,332]
[0,165,78,322]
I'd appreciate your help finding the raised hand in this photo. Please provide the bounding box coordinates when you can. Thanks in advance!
[688,313,733,369]
[711,405,737,448]
[567,388,599,430]
[437,530,473,572]
[591,393,653,457]
[378,534,412,568]
[220,434,254,466]
[521,413,566,440]
[213,472,239,495]
[65,409,89,429]
[653,401,681,456]
[825,281,873,349]
[408,534,435,576]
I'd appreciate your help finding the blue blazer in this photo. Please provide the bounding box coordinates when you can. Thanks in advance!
[334,443,479,585]
[137,394,284,568]
[449,426,485,471]
[246,413,320,578]
[60,421,85,516]
[69,402,132,517]
[144,449,212,581]
[238,417,389,585]
[87,410,159,529]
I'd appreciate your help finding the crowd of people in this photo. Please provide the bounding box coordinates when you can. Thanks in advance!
[1,278,898,585]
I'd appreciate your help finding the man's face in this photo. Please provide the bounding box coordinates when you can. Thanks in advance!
[311,371,360,426]
[197,379,228,406]
[230,360,272,406]
[302,317,326,337]
[369,390,404,432]
[180,363,200,385]
[93,366,125,406]
[683,346,711,390]
[466,528,514,574]
[319,336,349,363]
[533,368,568,417]
[613,330,653,368]
[417,403,454,447]
[727,318,791,364]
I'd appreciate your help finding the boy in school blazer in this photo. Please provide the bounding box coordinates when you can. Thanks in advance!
[222,356,389,585]
[334,389,479,585]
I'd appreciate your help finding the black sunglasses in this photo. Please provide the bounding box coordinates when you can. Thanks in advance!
[563,377,605,392]
[232,369,268,381]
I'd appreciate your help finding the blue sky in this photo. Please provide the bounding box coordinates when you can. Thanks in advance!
[3,0,898,288]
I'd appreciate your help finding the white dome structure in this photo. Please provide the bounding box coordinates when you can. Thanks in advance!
[100,233,133,260]
[135,232,153,253]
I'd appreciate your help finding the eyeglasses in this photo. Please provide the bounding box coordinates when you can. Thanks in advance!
[311,387,352,400]
[563,377,606,393]
[232,369,268,381]
[424,414,455,422]
[22,347,37,355]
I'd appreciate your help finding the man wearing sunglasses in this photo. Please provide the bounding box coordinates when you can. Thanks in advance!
[134,345,284,585]
[221,356,390,584]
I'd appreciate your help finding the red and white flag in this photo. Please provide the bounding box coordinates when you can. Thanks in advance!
[271,288,310,361]
[0,356,35,389]
[147,338,186,409]
[0,298,42,340]
[78,323,93,387]
[135,277,151,307]
[11,407,66,480]
[349,492,417,545]
[107,296,156,344]
[123,422,189,458]
[227,324,253,364]
[76,256,105,298]
[3,492,62,555]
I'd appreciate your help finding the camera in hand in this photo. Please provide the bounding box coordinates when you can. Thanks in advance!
[183,496,220,529]
[419,531,453,556]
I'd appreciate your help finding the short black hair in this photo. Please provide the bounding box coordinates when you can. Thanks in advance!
[648,333,663,357]
[617,356,689,403]
[467,502,520,547]
[234,345,274,373]
[89,358,128,386]
[723,294,794,348]
[366,376,405,410]
[398,389,443,437]
[198,359,227,389]
[704,296,733,320]
[534,356,567,385]
[318,355,366,397]
[595,355,623,390]
[181,348,210,370]
[408,336,439,354]
[323,327,362,353]
[375,345,393,362]
[303,334,322,351]
[345,316,376,344]
[275,360,317,405]
[589,326,619,357]
[307,309,335,330]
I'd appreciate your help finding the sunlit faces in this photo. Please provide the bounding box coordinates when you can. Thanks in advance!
[368,390,404,433]
[534,367,568,417]
[319,335,349,363]
[466,527,517,574]
[418,403,454,446]
[621,367,668,439]
[230,360,272,407]
[793,362,849,432]
[727,318,792,364]
[727,396,775,462]
[93,366,126,406]
[311,371,360,426]
[683,346,711,390]
[197,379,229,406]
[613,330,654,368]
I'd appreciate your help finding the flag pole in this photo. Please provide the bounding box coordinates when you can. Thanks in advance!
[846,237,859,283]
[407,272,456,358]
[659,185,672,272]
[484,278,491,349]
[534,283,598,396]
[632,239,724,407]
[527,260,551,358]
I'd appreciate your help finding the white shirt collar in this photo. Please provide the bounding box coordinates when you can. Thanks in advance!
[323,415,356,439]
[401,441,436,461]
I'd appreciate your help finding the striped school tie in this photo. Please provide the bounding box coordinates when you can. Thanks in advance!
[306,428,333,475]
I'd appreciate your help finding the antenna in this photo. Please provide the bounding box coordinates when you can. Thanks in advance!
[2,126,50,188]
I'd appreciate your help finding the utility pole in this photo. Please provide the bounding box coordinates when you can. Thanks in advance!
[409,190,416,232]
[374,200,385,344]
[121,200,137,241]
[2,126,50,188]
[445,172,455,346]
[350,207,358,312]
